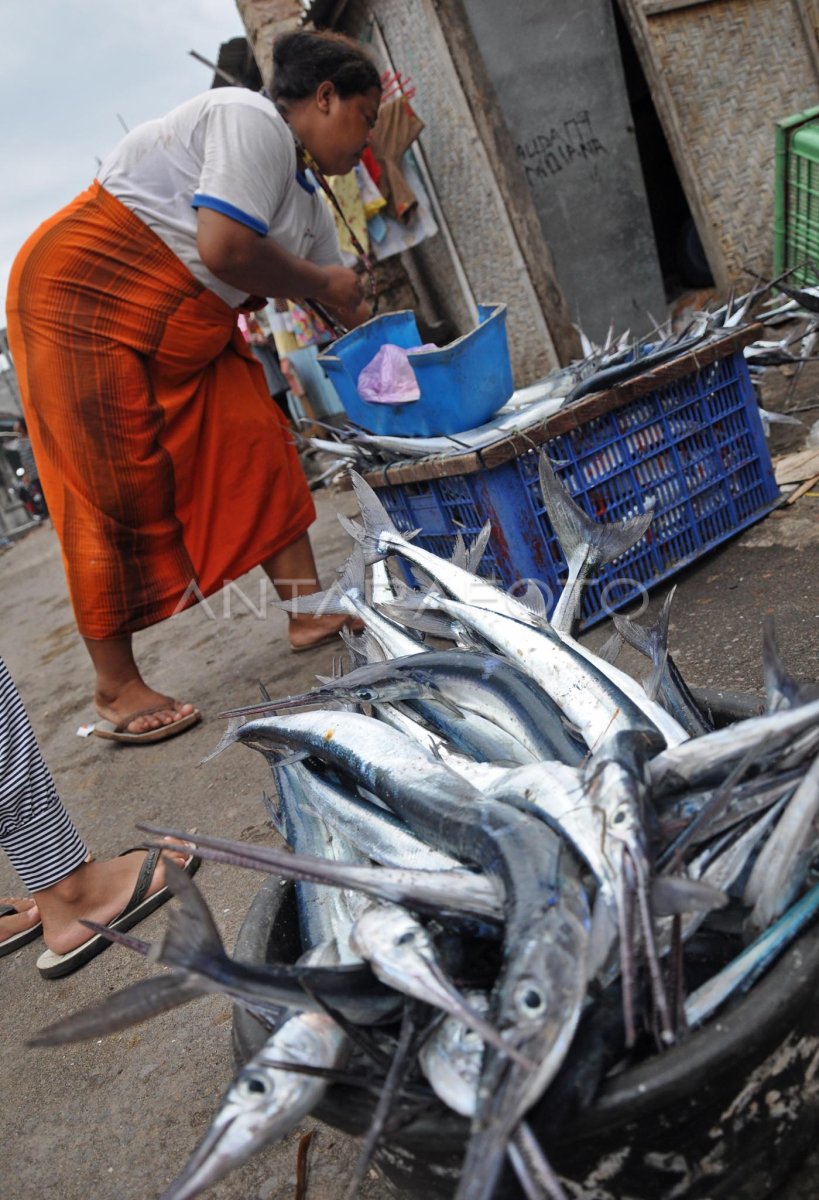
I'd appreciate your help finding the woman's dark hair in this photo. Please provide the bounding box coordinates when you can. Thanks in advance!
[271,30,381,101]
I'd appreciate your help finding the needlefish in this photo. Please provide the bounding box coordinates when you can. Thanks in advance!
[206,709,592,1200]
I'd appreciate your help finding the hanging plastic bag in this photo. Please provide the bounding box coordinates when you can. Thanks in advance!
[357,343,434,405]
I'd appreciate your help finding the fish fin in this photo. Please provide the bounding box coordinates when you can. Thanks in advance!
[539,450,654,568]
[199,716,245,765]
[762,615,796,712]
[337,512,364,542]
[409,564,437,592]
[27,973,207,1047]
[266,749,311,768]
[450,532,468,570]
[381,601,455,640]
[575,323,595,359]
[348,472,400,564]
[465,522,492,574]
[613,586,675,666]
[612,611,653,660]
[512,580,548,620]
[642,650,668,702]
[453,623,487,652]
[596,629,624,665]
[273,544,368,616]
[151,859,230,972]
[348,627,390,663]
[424,693,466,720]
[260,788,285,836]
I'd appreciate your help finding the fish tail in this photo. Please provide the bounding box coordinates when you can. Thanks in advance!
[465,522,492,574]
[270,544,369,617]
[153,860,230,974]
[613,585,675,667]
[762,614,797,711]
[27,974,206,1047]
[538,450,654,568]
[348,471,402,563]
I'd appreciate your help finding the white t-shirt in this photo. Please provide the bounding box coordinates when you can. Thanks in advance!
[98,88,342,307]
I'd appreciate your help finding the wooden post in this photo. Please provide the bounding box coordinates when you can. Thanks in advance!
[233,0,303,88]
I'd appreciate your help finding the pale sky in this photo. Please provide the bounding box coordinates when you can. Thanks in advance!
[0,0,248,317]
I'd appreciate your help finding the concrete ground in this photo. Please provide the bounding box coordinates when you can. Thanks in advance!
[0,359,817,1200]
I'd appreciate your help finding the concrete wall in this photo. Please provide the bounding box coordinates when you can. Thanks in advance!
[463,0,667,341]
[345,0,573,381]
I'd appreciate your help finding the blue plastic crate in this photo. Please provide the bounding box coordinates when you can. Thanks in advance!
[370,347,780,629]
[318,304,513,437]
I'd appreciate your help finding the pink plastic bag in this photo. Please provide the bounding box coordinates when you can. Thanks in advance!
[357,343,434,405]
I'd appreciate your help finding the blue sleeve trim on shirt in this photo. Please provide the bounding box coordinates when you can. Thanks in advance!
[191,194,268,235]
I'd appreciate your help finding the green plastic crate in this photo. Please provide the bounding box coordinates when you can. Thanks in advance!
[774,104,819,285]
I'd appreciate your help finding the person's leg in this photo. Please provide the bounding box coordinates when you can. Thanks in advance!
[83,634,197,734]
[0,656,189,952]
[261,532,360,651]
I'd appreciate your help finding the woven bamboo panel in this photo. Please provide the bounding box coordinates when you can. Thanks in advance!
[623,0,819,286]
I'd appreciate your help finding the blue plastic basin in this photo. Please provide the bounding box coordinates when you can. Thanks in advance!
[318,303,513,437]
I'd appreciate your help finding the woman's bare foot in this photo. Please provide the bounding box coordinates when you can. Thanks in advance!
[95,680,198,734]
[0,897,41,944]
[83,633,198,734]
[36,842,192,955]
[288,612,365,651]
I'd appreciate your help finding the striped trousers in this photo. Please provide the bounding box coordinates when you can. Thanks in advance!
[0,657,88,892]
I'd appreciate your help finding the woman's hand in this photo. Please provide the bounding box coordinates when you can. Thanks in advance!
[314,264,365,313]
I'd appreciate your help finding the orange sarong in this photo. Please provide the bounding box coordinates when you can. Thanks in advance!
[5,182,315,639]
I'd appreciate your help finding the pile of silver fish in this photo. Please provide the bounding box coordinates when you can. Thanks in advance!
[302,275,814,477]
[30,459,819,1200]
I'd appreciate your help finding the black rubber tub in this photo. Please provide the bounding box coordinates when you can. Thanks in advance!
[232,689,819,1199]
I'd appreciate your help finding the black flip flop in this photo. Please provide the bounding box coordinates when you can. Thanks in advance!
[36,848,200,979]
[0,904,43,958]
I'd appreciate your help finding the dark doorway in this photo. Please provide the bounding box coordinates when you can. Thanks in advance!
[612,2,713,292]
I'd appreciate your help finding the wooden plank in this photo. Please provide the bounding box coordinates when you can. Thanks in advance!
[785,471,819,504]
[774,447,819,485]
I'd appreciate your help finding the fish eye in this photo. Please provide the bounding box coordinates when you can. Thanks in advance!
[515,981,547,1017]
[353,686,377,702]
[396,930,417,946]
[236,1070,273,1099]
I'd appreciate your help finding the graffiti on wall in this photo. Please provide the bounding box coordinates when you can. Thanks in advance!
[516,112,607,185]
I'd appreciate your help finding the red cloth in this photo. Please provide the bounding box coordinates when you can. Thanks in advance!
[6,182,315,638]
[360,146,382,187]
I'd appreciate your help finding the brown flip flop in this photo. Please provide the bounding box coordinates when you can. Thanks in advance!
[93,702,202,745]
